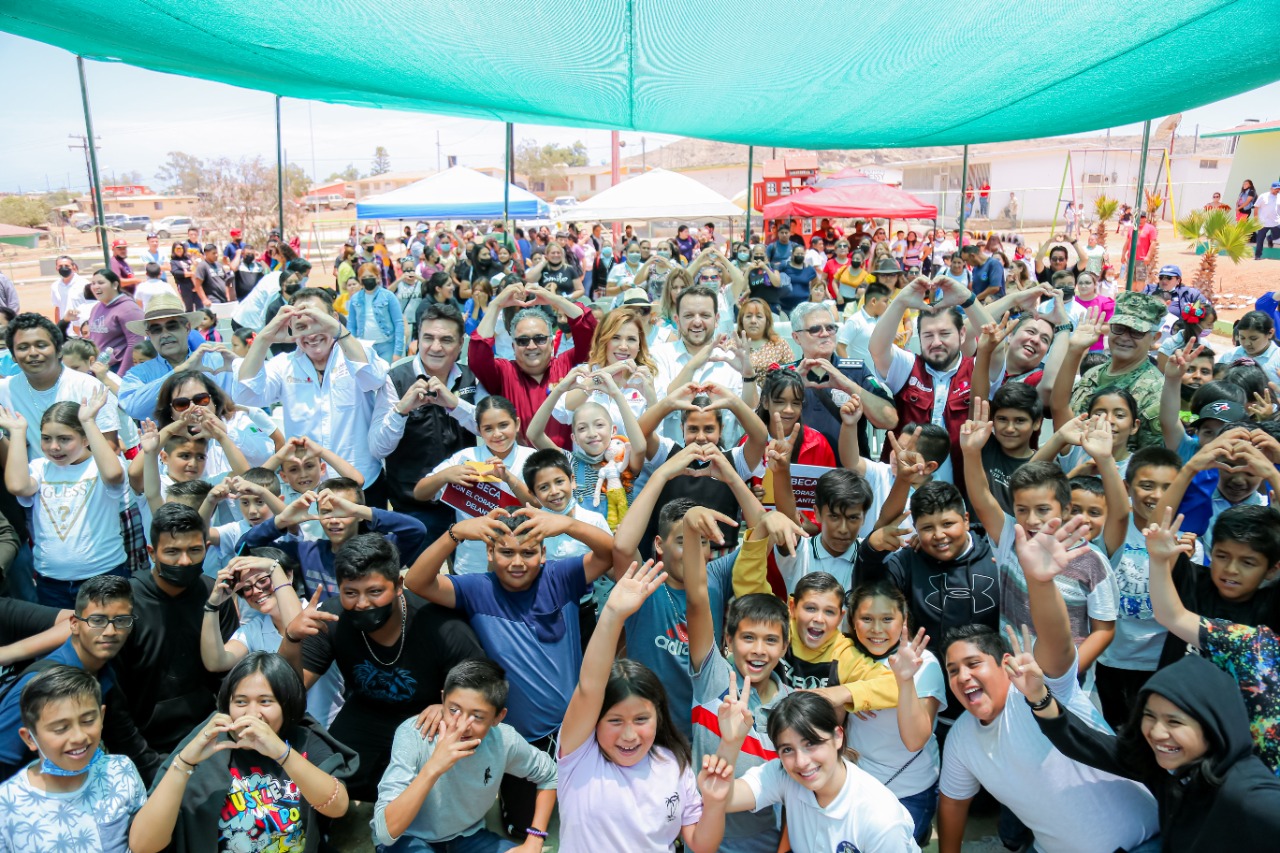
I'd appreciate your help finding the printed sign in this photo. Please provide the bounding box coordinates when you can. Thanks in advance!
[759,464,836,510]
[441,480,522,518]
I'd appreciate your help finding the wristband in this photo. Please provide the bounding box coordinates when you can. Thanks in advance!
[336,330,352,341]
[1053,323,1072,334]
[526,828,549,839]
[960,292,978,309]
[1025,689,1054,712]
[203,602,220,613]
[284,630,301,643]
[274,741,292,764]
[272,583,291,593]
[742,373,757,382]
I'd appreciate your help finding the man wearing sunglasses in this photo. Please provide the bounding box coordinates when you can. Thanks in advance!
[117,292,237,421]
[468,279,596,449]
[1140,264,1203,320]
[1067,291,1169,450]
[0,575,171,782]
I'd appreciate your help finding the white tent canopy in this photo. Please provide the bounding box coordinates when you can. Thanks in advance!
[567,168,741,221]
[356,165,551,220]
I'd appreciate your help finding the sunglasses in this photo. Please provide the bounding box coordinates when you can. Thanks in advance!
[1108,324,1148,340]
[513,335,550,348]
[1158,275,1177,280]
[171,392,213,412]
[147,320,186,336]
[799,323,839,336]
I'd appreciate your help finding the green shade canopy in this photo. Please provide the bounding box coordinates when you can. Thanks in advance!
[3,0,1279,148]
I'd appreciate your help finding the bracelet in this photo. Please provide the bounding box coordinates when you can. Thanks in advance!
[1025,689,1054,712]
[274,741,292,764]
[272,582,291,593]
[447,524,462,545]
[1053,323,1072,334]
[742,374,757,382]
[526,828,549,839]
[960,292,978,309]
[284,630,301,643]
[337,330,352,341]
[203,602,220,613]
[314,777,343,812]
[171,754,196,775]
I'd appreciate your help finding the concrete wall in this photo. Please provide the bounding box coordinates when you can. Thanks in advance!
[1220,134,1280,211]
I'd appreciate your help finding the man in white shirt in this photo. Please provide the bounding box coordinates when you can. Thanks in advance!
[650,283,756,444]
[937,519,1160,853]
[139,233,169,279]
[237,286,390,502]
[49,256,93,334]
[235,257,308,331]
[1254,180,1280,260]
[803,236,828,270]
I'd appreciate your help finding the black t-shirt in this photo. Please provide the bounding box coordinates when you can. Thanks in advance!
[639,444,744,561]
[195,259,230,303]
[1036,265,1080,285]
[540,264,576,296]
[980,440,1033,515]
[219,741,334,850]
[115,571,238,754]
[300,591,484,723]
[747,268,779,311]
[0,599,61,691]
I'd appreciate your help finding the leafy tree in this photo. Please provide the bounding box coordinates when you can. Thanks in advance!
[284,163,312,200]
[0,197,49,228]
[155,151,206,194]
[515,139,588,191]
[196,157,305,247]
[326,164,361,183]
[371,147,391,176]
[117,170,146,186]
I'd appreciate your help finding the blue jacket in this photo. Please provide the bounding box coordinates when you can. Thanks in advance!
[346,286,405,358]
[118,343,239,422]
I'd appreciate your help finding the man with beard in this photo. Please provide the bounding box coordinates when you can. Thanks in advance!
[651,283,757,444]
[113,504,237,765]
[117,293,238,421]
[869,276,995,491]
[468,281,595,449]
[783,301,896,459]
[237,287,391,504]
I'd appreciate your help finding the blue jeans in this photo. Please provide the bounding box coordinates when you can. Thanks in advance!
[1256,224,1280,259]
[6,543,37,603]
[35,561,131,609]
[381,828,516,853]
[898,783,938,847]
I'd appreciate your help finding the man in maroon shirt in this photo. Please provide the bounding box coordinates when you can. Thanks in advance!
[467,279,596,448]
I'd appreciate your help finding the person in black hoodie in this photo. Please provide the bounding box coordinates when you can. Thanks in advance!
[1156,504,1280,667]
[131,652,358,853]
[1014,649,1280,851]
[857,480,999,723]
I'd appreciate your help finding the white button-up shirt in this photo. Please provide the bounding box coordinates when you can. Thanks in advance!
[1257,190,1280,228]
[237,341,388,484]
[651,338,745,445]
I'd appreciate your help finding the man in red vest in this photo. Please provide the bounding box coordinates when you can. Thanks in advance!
[868,276,995,497]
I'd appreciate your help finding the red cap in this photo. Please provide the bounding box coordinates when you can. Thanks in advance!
[111,239,128,249]
[230,228,242,237]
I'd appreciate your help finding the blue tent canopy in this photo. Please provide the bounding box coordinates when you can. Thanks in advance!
[356,167,551,220]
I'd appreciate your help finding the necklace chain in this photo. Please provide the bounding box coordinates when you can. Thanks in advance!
[362,594,407,667]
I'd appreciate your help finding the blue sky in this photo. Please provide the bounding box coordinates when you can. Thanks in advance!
[2,33,1277,195]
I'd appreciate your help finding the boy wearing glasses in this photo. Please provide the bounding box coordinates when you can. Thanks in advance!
[1067,291,1168,450]
[0,575,167,781]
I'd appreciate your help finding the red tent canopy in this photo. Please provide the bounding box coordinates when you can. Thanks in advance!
[763,183,937,220]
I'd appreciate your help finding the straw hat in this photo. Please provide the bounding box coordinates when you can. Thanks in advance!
[125,292,205,335]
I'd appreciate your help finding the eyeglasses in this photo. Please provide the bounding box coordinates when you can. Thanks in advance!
[147,320,187,336]
[1108,324,1149,340]
[1158,275,1177,280]
[513,335,550,348]
[171,392,212,412]
[799,323,840,336]
[74,614,136,631]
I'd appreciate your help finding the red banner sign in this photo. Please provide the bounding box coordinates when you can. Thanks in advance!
[440,480,522,518]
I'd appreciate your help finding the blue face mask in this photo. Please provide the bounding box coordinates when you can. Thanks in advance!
[38,743,105,777]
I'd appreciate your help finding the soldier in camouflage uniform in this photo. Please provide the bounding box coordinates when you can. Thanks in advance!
[1067,291,1168,449]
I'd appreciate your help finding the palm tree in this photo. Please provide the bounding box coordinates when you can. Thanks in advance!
[1173,208,1262,301]
[1094,196,1118,248]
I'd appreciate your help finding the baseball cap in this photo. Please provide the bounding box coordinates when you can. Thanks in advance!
[230,228,242,237]
[1111,292,1167,333]
[1190,400,1247,429]
[359,234,375,246]
[1272,181,1280,189]
[111,239,127,249]
[621,287,651,307]
[1158,265,1182,278]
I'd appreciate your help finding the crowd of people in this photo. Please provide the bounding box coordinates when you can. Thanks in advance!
[0,209,1278,853]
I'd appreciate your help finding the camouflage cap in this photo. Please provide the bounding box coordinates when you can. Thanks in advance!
[1111,292,1167,334]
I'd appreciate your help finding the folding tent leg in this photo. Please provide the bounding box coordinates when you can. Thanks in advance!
[745,145,754,242]
[1125,120,1152,292]
[276,95,286,240]
[957,145,969,241]
[76,56,110,269]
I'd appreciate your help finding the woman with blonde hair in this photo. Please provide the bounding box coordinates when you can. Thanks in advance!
[737,297,794,383]
[655,266,693,345]
[555,308,658,430]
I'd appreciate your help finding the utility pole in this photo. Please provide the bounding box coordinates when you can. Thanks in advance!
[67,131,106,259]
[436,130,442,172]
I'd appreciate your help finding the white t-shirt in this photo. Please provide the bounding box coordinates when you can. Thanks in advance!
[133,277,174,311]
[428,444,534,574]
[743,758,918,853]
[0,369,120,457]
[775,534,858,593]
[19,456,127,579]
[49,275,93,328]
[1099,517,1168,671]
[843,650,946,798]
[226,407,279,467]
[939,657,1159,853]
[836,309,877,364]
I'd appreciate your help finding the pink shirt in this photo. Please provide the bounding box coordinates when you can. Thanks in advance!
[558,736,703,853]
[1074,294,1115,351]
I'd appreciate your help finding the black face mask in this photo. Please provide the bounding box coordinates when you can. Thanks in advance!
[245,254,257,264]
[349,600,394,633]
[57,266,73,277]
[360,277,379,290]
[156,560,204,588]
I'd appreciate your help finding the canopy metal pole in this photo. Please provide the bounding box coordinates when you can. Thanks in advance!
[957,144,969,243]
[1125,120,1152,292]
[275,95,285,240]
[76,56,109,269]
[503,122,512,236]
[745,145,754,243]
